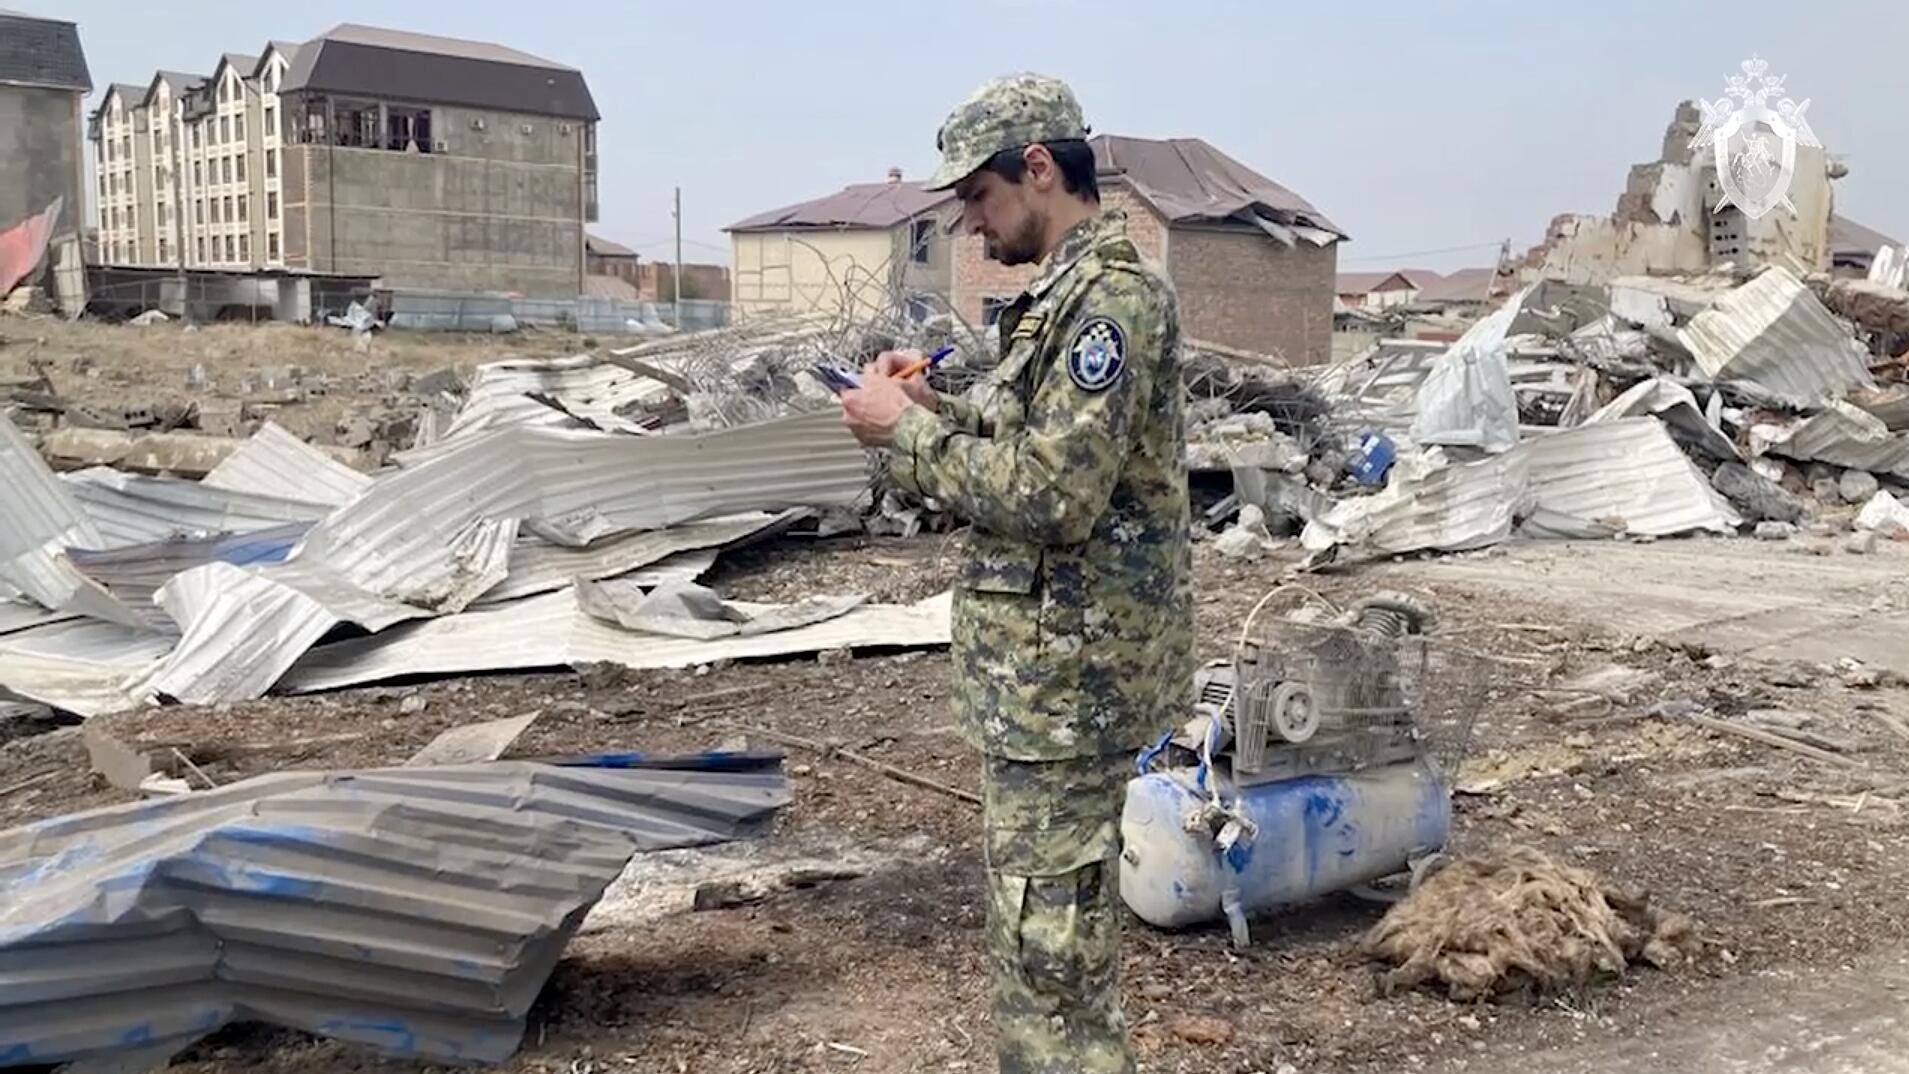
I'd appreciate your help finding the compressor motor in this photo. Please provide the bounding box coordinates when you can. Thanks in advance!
[1118,591,1478,947]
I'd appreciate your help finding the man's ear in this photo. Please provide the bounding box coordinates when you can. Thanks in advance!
[1023,144,1056,192]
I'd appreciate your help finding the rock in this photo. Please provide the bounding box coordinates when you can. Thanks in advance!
[129,309,169,326]
[1839,470,1881,504]
[1711,462,1804,523]
[1856,490,1909,538]
[1754,521,1796,541]
[399,694,428,715]
[817,647,852,666]
[1165,1014,1234,1046]
[1845,531,1878,555]
[1805,462,1840,487]
[1810,478,1842,503]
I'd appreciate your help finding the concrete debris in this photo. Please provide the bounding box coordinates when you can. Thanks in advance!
[1856,491,1909,539]
[127,308,169,326]
[1212,505,1282,560]
[1839,469,1881,505]
[0,755,789,1066]
[1754,521,1797,541]
[404,711,541,766]
[1710,462,1805,524]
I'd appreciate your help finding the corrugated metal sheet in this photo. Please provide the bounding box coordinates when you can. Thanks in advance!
[479,510,796,605]
[0,600,75,637]
[297,412,869,610]
[281,590,952,694]
[0,757,787,1066]
[1523,418,1740,535]
[62,467,331,549]
[1300,449,1530,554]
[1584,378,1740,461]
[128,561,430,707]
[1760,400,1909,480]
[201,421,373,507]
[0,619,172,716]
[1676,266,1874,405]
[0,414,106,615]
[64,524,307,634]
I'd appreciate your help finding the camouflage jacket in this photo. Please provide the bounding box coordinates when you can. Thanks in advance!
[889,209,1193,762]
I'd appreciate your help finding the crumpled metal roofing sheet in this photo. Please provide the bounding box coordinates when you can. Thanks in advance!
[281,589,952,694]
[1676,266,1875,406]
[296,411,868,610]
[201,421,373,507]
[1523,418,1741,535]
[1760,400,1909,480]
[479,509,797,605]
[61,467,331,549]
[63,523,307,634]
[0,414,108,616]
[0,599,75,637]
[1584,378,1741,461]
[0,758,788,1066]
[0,619,172,716]
[1300,448,1530,554]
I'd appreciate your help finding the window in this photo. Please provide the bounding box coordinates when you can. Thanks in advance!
[193,160,202,186]
[158,203,168,226]
[107,172,116,195]
[266,148,276,178]
[239,234,249,262]
[267,191,278,218]
[236,154,246,182]
[385,106,432,151]
[237,195,247,222]
[223,196,233,222]
[223,235,234,262]
[192,126,201,149]
[981,296,1013,326]
[910,219,934,264]
[210,199,220,223]
[264,106,275,136]
[196,237,205,262]
[221,156,231,184]
[218,79,227,104]
[334,99,378,147]
[268,232,279,260]
[220,116,230,143]
[195,200,204,225]
[234,114,244,140]
[159,238,169,261]
[121,135,130,157]
[109,241,118,262]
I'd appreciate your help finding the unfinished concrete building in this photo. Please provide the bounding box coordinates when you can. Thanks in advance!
[1515,101,1841,285]
[278,24,600,296]
[0,10,90,234]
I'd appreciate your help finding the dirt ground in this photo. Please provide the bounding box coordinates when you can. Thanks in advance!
[0,317,596,450]
[5,531,1908,1074]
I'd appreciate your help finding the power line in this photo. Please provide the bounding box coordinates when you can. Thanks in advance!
[1338,240,1507,264]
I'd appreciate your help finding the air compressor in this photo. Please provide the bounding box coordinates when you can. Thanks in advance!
[1118,591,1470,947]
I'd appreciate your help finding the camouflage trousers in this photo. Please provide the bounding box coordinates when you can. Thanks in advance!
[981,752,1136,1074]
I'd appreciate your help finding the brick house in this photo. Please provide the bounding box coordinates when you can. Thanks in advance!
[729,135,1345,364]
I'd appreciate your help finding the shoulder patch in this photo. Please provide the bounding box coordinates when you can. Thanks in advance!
[1067,316,1125,393]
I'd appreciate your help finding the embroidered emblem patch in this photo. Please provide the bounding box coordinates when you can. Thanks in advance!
[1067,317,1125,392]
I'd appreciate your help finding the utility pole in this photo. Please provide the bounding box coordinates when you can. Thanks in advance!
[672,185,683,327]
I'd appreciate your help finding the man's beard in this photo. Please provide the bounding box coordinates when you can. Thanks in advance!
[985,215,1044,266]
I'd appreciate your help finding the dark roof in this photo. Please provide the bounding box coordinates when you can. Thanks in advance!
[1336,271,1415,294]
[0,11,91,92]
[252,42,302,78]
[106,82,145,106]
[218,52,260,79]
[727,179,953,233]
[142,70,206,107]
[1829,214,1900,262]
[284,23,598,121]
[1088,134,1344,239]
[586,233,638,257]
[1415,266,1499,304]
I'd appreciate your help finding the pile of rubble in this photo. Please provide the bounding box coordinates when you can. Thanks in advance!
[1199,252,1909,561]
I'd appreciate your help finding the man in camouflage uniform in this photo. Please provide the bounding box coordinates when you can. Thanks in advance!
[838,74,1193,1073]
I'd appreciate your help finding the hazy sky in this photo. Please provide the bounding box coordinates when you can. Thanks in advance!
[51,0,1909,273]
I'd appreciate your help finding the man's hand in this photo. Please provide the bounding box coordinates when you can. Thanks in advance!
[866,350,940,411]
[839,373,920,448]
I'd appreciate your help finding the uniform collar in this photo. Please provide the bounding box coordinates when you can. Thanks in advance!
[1026,208,1127,299]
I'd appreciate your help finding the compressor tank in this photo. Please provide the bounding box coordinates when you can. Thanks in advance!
[1118,761,1451,929]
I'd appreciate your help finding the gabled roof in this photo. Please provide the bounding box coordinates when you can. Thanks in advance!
[217,53,259,80]
[141,70,206,108]
[106,83,145,107]
[1336,270,1415,295]
[1396,268,1444,290]
[284,23,598,121]
[1088,134,1344,239]
[1415,266,1499,304]
[727,179,953,233]
[251,42,302,80]
[1829,214,1900,262]
[0,10,90,92]
[586,234,638,257]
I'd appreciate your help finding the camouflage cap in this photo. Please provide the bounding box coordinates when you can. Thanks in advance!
[925,73,1090,191]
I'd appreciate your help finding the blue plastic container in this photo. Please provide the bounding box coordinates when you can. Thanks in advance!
[1345,429,1398,485]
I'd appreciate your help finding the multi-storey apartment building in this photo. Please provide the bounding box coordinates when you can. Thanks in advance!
[89,23,599,296]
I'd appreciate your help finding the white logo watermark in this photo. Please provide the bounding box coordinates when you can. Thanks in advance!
[1691,55,1822,220]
